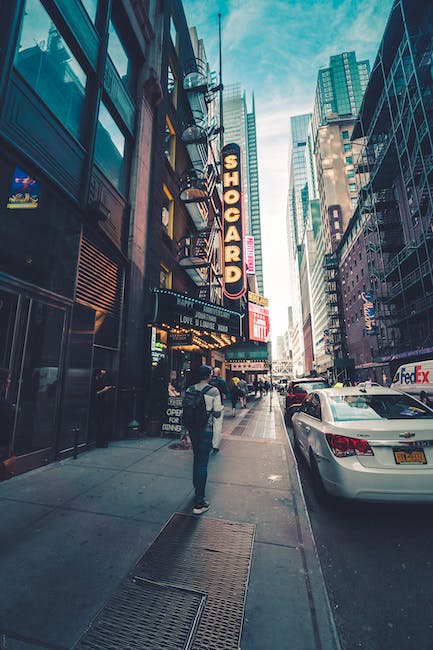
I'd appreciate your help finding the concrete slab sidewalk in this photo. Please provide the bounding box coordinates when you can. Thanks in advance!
[0,394,340,650]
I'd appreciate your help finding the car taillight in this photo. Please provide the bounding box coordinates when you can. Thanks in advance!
[325,433,374,458]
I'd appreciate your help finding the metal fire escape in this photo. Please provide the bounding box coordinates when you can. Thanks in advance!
[178,55,223,303]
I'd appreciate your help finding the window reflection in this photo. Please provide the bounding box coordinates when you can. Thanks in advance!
[94,101,126,191]
[13,302,64,455]
[14,0,87,142]
[81,0,98,22]
[108,19,134,95]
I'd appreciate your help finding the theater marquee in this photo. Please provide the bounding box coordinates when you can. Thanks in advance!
[222,143,246,300]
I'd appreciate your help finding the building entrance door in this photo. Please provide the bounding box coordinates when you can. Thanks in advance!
[0,288,66,471]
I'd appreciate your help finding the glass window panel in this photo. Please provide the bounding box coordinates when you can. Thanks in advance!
[108,19,134,94]
[13,302,65,455]
[164,116,176,168]
[162,185,174,238]
[94,101,126,191]
[81,0,98,22]
[14,0,87,142]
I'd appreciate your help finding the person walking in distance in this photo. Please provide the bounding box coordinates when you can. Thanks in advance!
[229,377,242,416]
[238,375,248,408]
[185,365,222,515]
[209,367,229,453]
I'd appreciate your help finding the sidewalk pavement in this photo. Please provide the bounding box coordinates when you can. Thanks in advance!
[0,394,340,650]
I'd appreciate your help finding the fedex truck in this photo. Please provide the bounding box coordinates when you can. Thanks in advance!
[390,360,433,404]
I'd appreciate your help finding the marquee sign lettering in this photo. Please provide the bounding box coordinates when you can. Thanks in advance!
[222,143,246,299]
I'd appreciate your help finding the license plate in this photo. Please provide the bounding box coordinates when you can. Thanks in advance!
[393,448,427,464]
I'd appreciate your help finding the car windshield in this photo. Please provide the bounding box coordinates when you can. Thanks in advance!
[294,381,328,394]
[329,394,433,421]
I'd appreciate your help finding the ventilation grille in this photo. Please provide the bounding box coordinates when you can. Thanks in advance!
[76,237,123,317]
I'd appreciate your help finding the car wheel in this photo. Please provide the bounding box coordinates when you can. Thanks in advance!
[309,450,330,505]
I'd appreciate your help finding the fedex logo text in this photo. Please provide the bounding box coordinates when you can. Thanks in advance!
[397,366,430,385]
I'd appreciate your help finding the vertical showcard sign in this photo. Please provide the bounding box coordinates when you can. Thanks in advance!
[222,143,246,299]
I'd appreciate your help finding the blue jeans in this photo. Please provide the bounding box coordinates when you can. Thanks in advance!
[190,430,213,506]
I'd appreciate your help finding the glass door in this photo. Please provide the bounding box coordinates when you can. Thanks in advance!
[13,299,66,456]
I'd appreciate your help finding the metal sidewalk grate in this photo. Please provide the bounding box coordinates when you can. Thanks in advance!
[75,576,206,650]
[134,513,255,650]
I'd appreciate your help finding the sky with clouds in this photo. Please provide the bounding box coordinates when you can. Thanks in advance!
[182,0,395,348]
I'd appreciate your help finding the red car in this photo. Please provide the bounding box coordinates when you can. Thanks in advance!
[284,377,329,422]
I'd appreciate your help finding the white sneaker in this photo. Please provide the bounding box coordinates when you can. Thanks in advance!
[193,501,210,515]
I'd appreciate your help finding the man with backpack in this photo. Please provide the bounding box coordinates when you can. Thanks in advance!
[182,365,222,515]
[209,366,228,453]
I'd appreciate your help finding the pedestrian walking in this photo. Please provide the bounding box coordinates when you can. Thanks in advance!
[209,367,229,452]
[238,376,248,408]
[229,377,243,416]
[184,365,222,515]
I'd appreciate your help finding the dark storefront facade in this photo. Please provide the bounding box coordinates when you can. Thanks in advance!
[0,0,158,472]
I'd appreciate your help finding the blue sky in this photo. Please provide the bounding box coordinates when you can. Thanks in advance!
[182,0,395,347]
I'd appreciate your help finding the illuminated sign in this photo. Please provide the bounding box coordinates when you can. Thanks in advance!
[248,291,270,342]
[229,361,268,372]
[7,167,40,209]
[222,143,246,299]
[152,289,241,337]
[245,236,255,274]
[361,291,377,334]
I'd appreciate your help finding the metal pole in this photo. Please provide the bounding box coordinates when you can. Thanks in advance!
[218,13,224,155]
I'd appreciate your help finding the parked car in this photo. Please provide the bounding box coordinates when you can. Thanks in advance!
[284,377,328,421]
[291,385,433,502]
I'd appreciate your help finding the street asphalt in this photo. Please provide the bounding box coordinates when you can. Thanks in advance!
[0,393,340,649]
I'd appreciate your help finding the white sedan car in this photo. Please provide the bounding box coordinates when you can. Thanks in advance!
[291,385,433,502]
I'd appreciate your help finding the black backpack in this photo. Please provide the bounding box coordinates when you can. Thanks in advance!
[182,385,212,432]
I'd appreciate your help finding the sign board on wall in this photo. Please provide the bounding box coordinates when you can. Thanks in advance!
[152,289,241,337]
[222,143,246,299]
[229,361,268,372]
[361,291,377,334]
[245,236,255,274]
[248,291,270,343]
[7,167,40,209]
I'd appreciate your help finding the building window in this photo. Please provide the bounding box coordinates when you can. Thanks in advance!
[108,18,135,95]
[81,0,98,22]
[162,185,174,238]
[345,156,353,164]
[342,130,350,140]
[351,197,358,207]
[14,0,88,143]
[167,61,177,107]
[164,116,176,168]
[349,183,357,192]
[347,169,355,179]
[94,101,126,192]
[160,264,172,289]
[170,15,178,51]
[344,143,351,152]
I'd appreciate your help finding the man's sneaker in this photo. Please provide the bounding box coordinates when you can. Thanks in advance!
[212,447,219,454]
[193,501,210,515]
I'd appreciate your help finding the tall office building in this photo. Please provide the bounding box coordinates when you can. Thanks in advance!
[313,51,370,129]
[286,113,316,375]
[311,51,370,376]
[223,84,264,294]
